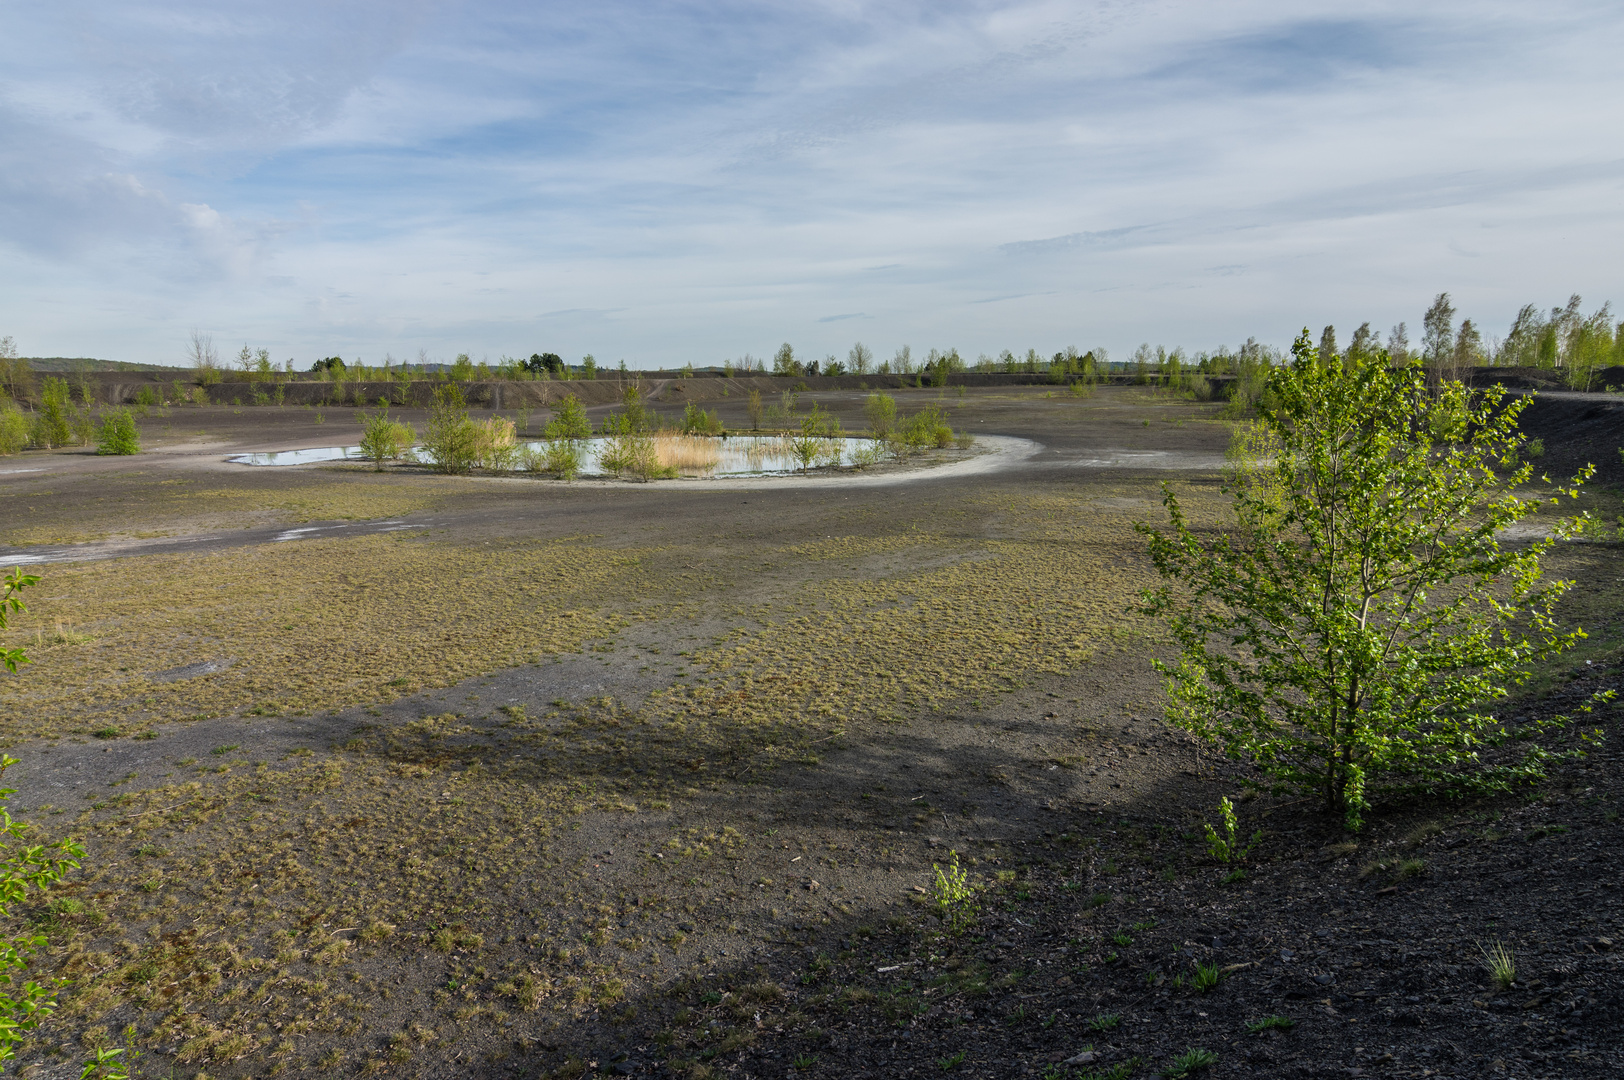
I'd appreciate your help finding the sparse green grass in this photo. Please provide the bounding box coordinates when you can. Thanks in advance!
[1480,940,1517,989]
[0,402,1298,1075]
[1164,1047,1218,1077]
[1245,1015,1294,1034]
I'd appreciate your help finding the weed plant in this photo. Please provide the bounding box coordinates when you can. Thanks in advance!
[930,850,976,935]
[1201,797,1260,863]
[1164,1047,1218,1077]
[1245,1015,1293,1033]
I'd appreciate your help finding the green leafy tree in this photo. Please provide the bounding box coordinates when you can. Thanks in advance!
[1138,331,1592,829]
[94,410,139,455]
[772,343,800,377]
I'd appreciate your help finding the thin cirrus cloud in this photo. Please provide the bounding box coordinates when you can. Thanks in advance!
[1,0,1621,367]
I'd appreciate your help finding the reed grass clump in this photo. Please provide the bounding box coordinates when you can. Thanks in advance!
[654,434,722,475]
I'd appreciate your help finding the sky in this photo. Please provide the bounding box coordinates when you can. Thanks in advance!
[3,0,1623,369]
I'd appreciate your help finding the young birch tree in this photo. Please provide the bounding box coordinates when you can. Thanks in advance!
[1138,331,1595,829]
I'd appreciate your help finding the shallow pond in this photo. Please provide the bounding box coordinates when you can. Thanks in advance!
[227,434,883,477]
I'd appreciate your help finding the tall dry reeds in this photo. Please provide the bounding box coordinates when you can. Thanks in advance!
[653,434,721,475]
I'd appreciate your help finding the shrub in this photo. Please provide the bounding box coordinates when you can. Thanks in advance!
[598,393,669,480]
[747,390,764,430]
[31,378,72,448]
[133,385,158,408]
[95,409,140,455]
[358,409,416,469]
[893,404,953,452]
[422,385,479,474]
[1139,332,1595,829]
[0,403,27,455]
[863,392,896,438]
[785,404,840,471]
[527,439,583,480]
[681,401,723,435]
[545,394,591,441]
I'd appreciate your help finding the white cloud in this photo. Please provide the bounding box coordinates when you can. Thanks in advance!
[2,0,1623,364]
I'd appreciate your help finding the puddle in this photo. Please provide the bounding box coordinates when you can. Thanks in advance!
[229,435,885,477]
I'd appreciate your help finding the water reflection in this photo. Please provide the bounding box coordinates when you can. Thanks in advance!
[228,435,880,477]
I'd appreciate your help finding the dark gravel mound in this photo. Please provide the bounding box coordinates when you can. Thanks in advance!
[1512,395,1624,488]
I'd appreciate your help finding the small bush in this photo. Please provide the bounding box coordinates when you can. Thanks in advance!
[134,385,158,408]
[524,438,584,481]
[96,410,140,455]
[423,385,479,473]
[864,392,897,438]
[892,404,952,452]
[358,409,415,469]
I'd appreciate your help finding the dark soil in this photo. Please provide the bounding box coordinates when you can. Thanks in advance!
[653,673,1624,1080]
